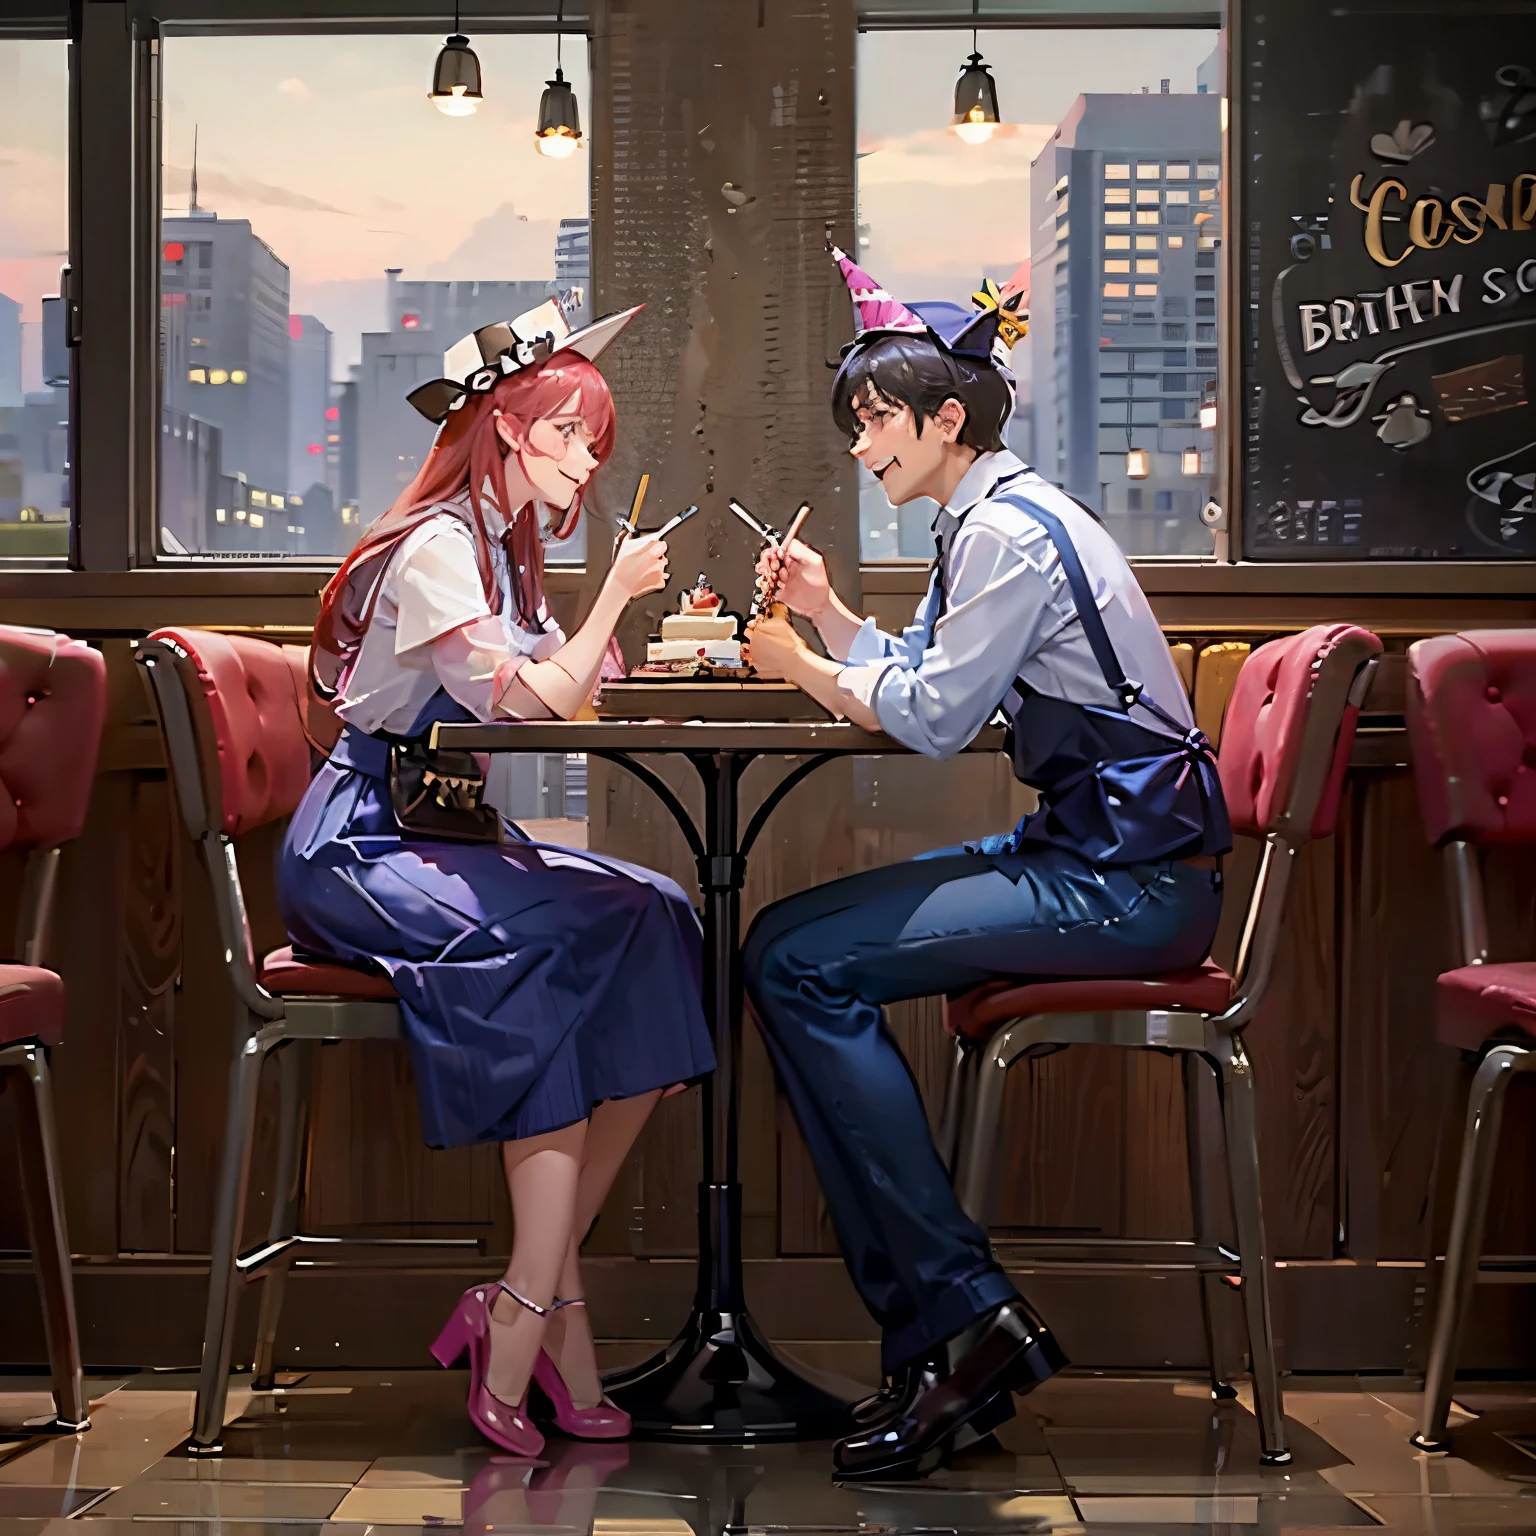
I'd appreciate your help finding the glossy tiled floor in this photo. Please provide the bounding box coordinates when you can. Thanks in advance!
[2,1367,1535,1535]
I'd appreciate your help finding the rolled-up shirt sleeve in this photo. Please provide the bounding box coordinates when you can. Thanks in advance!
[836,574,944,712]
[846,524,1055,757]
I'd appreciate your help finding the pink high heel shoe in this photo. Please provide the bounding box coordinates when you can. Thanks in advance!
[430,1281,546,1458]
[530,1298,632,1440]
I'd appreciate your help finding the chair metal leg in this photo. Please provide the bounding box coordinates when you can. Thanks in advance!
[1412,1044,1526,1454]
[937,1036,974,1176]
[1218,1037,1289,1465]
[191,1021,276,1453]
[955,1025,1021,1226]
[1182,1051,1240,1401]
[251,1039,314,1391]
[3,1043,89,1432]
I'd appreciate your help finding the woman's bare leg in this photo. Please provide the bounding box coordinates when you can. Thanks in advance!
[544,1090,664,1405]
[487,1120,587,1405]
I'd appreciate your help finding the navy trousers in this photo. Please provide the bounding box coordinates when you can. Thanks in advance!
[742,842,1222,1373]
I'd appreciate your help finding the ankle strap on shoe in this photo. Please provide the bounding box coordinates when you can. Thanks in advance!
[550,1296,586,1311]
[497,1280,548,1317]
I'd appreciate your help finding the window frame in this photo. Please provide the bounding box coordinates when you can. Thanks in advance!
[0,0,1521,600]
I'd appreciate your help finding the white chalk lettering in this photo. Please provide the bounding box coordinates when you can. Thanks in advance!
[1300,303,1331,353]
[1430,273,1463,315]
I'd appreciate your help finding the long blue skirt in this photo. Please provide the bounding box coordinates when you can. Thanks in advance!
[276,760,716,1150]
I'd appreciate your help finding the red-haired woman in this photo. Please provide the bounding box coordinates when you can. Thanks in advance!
[279,303,713,1454]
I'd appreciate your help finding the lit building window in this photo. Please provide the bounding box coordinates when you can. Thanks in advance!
[188,367,206,383]
[1197,160,1219,178]
[1136,259,1159,274]
[215,507,227,522]
[1105,260,1131,273]
[1136,235,1158,249]
[1105,187,1130,205]
[1136,188,1161,204]
[1105,235,1131,250]
[271,494,285,511]
[1167,162,1191,178]
[250,489,268,507]
[1106,212,1131,226]
[1199,186,1218,201]
[209,368,229,385]
[1136,212,1159,225]
[1103,282,1131,297]
[1135,283,1158,297]
[1104,163,1130,179]
[248,512,265,529]
[1167,235,1185,248]
[1136,162,1161,179]
[230,368,247,384]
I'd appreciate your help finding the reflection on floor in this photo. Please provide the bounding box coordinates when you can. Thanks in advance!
[3,1368,1535,1534]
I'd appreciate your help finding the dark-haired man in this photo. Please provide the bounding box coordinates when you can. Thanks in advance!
[743,251,1231,1482]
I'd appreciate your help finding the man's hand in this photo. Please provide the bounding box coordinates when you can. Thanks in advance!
[755,539,829,621]
[744,610,805,681]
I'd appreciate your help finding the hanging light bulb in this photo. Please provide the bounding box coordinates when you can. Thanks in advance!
[429,6,482,116]
[535,0,583,157]
[1125,447,1151,479]
[1181,447,1203,475]
[951,2,1001,145]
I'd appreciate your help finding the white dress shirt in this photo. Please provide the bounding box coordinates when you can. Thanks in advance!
[336,492,564,736]
[836,450,1192,758]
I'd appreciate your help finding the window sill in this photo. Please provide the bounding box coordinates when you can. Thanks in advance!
[0,564,591,633]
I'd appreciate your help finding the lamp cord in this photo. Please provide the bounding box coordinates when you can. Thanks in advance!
[556,0,565,74]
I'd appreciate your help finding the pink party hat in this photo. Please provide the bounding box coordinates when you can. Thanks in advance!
[830,245,927,340]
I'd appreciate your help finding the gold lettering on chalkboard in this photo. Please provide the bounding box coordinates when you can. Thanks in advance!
[1351,172,1536,267]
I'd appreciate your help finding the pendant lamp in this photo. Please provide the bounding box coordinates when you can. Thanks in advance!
[1181,447,1203,475]
[430,5,482,116]
[536,0,583,157]
[951,0,1001,145]
[1125,447,1152,479]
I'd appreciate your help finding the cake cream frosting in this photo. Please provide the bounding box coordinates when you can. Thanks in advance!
[646,575,743,666]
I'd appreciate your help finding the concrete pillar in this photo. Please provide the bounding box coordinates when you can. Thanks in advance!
[588,0,859,650]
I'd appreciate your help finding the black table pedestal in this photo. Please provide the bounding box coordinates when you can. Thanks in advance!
[602,749,851,1441]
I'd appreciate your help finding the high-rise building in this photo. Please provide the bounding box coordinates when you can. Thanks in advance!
[1025,91,1221,556]
[0,293,21,408]
[287,313,332,497]
[555,218,591,322]
[161,204,292,551]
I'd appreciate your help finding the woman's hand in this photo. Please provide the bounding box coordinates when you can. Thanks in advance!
[744,611,805,681]
[607,533,670,601]
[755,539,829,620]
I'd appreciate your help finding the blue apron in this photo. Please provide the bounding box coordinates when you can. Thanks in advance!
[986,494,1231,866]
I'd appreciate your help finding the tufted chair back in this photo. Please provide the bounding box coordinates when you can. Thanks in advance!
[1219,624,1383,845]
[139,629,317,839]
[0,627,107,856]
[1408,631,1536,848]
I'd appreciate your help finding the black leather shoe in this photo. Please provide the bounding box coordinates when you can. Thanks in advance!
[847,1364,917,1430]
[832,1300,1067,1482]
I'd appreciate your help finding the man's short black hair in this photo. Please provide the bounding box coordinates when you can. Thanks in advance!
[831,332,1011,453]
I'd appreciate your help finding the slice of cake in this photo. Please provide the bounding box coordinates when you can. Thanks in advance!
[647,574,743,666]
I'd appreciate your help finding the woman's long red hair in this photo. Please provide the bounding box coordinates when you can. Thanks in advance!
[312,354,616,698]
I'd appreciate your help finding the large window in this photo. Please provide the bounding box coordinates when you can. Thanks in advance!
[856,28,1222,559]
[0,37,71,561]
[158,32,591,562]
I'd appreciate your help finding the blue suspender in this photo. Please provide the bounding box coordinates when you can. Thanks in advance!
[989,491,1193,741]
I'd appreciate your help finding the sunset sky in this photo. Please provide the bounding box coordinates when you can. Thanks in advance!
[0,26,1216,383]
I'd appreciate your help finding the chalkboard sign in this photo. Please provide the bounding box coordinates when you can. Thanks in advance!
[1241,1,1536,560]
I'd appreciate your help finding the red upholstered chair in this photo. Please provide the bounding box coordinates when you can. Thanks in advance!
[941,623,1384,1467]
[0,626,106,1433]
[1406,631,1536,1453]
[136,630,475,1455]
